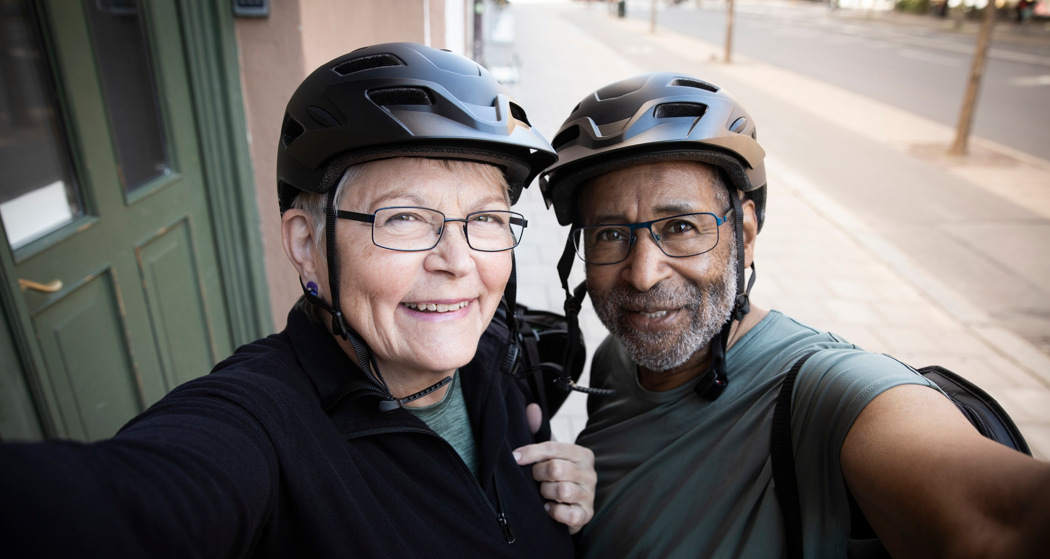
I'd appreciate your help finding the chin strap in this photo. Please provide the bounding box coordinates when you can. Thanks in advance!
[303,278,454,413]
[309,187,453,413]
[501,254,522,376]
[693,192,757,401]
[556,235,617,397]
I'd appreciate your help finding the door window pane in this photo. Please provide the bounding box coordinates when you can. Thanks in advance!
[84,0,168,192]
[0,0,83,249]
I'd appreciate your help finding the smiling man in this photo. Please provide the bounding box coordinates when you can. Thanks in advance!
[540,73,1050,558]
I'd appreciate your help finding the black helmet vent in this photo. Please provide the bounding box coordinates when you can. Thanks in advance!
[332,53,405,76]
[281,115,304,147]
[669,78,719,92]
[368,87,434,106]
[654,102,707,119]
[552,125,580,151]
[509,102,531,126]
[307,106,341,128]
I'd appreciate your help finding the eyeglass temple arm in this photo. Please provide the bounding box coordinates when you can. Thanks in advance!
[335,210,375,223]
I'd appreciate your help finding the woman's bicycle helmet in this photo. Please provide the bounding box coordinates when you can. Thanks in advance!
[278,42,556,212]
[276,43,557,411]
[540,73,767,401]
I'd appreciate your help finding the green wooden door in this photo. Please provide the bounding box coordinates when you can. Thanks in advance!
[0,0,234,441]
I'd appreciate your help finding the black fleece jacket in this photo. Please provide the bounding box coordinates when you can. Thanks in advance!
[0,306,575,558]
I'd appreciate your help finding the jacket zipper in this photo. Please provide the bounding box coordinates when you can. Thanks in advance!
[346,426,515,544]
[494,483,516,543]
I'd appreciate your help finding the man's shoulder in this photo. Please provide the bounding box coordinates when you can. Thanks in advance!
[730,311,856,371]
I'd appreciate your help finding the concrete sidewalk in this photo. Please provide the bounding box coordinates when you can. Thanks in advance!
[501,0,1050,460]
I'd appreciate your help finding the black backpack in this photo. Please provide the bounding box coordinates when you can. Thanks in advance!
[770,351,1032,559]
[487,301,585,441]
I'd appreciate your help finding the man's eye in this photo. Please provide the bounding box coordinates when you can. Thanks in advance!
[595,228,628,242]
[663,220,697,236]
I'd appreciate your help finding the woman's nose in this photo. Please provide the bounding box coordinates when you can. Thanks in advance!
[425,223,474,276]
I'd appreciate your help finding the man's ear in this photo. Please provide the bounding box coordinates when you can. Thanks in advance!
[281,209,321,283]
[740,198,758,268]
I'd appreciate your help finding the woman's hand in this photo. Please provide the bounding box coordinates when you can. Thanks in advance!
[513,404,596,534]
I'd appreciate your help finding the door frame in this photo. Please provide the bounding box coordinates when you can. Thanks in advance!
[175,1,271,346]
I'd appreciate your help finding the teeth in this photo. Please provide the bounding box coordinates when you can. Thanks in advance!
[641,310,667,319]
[405,301,469,313]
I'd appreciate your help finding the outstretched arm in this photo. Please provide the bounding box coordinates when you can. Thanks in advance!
[842,384,1050,559]
[513,403,596,534]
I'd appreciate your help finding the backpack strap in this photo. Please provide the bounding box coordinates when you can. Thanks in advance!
[917,365,1031,455]
[771,354,1032,559]
[771,351,818,559]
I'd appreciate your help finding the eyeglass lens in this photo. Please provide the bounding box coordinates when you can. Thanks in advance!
[372,206,524,252]
[574,212,723,264]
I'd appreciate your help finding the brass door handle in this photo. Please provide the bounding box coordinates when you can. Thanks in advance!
[18,278,63,293]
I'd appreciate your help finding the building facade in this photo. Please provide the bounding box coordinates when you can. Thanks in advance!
[0,0,486,441]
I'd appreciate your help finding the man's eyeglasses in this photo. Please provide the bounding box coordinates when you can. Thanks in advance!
[571,210,732,265]
[337,206,527,252]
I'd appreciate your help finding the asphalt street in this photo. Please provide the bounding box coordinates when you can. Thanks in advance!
[628,1,1050,160]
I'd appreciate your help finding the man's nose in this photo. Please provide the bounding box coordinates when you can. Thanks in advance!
[620,229,671,292]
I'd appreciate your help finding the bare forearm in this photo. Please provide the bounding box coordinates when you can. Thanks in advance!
[997,464,1050,559]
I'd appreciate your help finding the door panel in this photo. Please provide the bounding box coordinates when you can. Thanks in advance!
[138,218,217,389]
[32,270,142,441]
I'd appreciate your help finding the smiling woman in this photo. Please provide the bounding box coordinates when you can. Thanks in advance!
[282,157,518,399]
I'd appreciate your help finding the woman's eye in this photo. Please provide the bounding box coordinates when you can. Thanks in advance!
[470,212,506,226]
[387,212,423,223]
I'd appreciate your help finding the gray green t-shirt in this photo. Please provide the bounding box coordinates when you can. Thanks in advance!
[406,371,479,478]
[574,310,936,558]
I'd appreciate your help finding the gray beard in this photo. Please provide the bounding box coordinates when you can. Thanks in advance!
[590,246,738,373]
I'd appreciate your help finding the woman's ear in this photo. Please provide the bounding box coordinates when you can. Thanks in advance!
[281,209,320,282]
[740,198,758,268]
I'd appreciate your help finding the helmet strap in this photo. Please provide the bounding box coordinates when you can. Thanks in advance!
[556,234,616,397]
[730,191,754,321]
[312,187,407,411]
[693,191,758,401]
[499,254,523,376]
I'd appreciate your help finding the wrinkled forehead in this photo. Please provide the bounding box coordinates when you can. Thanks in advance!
[340,157,511,209]
[579,161,724,223]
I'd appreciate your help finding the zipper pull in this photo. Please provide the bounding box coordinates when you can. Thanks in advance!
[497,512,516,544]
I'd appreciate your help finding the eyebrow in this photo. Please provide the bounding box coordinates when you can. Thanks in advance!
[589,202,701,224]
[365,193,510,213]
[368,192,428,208]
[467,194,512,211]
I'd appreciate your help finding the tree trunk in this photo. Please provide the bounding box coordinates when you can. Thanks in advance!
[724,0,735,63]
[949,1,998,156]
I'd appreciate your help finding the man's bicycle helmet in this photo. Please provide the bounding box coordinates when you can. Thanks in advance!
[276,43,557,411]
[540,73,767,401]
[540,72,765,227]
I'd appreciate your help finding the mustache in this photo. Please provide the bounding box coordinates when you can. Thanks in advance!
[598,282,703,312]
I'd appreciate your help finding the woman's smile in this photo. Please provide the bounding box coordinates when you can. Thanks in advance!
[400,299,475,322]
